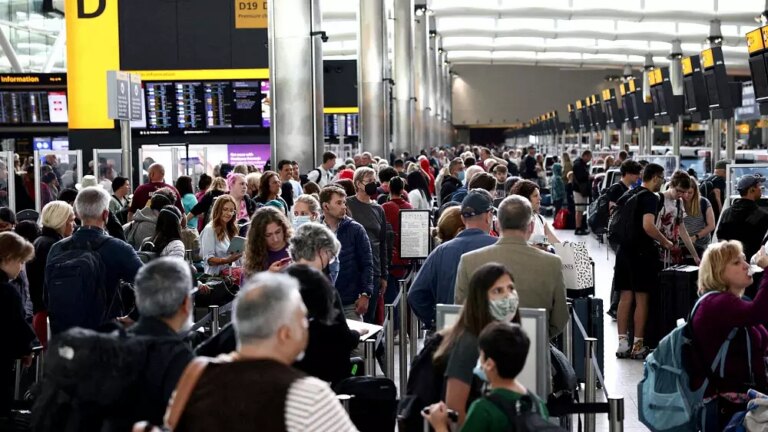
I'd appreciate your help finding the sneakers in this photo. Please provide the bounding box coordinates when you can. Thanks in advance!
[616,335,631,358]
[575,228,590,236]
[606,309,617,321]
[630,340,650,360]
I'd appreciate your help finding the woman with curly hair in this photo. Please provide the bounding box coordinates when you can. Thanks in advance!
[243,206,293,277]
[254,170,289,217]
[200,194,241,276]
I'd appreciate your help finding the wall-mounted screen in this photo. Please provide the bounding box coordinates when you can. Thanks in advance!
[135,79,270,136]
[0,74,68,126]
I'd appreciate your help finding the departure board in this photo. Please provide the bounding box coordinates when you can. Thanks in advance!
[204,82,232,128]
[0,73,68,127]
[145,82,174,130]
[175,82,204,129]
[232,81,261,128]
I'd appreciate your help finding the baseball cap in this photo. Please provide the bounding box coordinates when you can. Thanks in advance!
[715,160,730,170]
[737,174,765,193]
[460,190,493,218]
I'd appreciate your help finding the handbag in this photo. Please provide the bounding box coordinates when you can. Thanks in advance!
[553,208,569,230]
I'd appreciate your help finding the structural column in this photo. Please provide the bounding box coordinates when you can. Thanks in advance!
[442,53,451,146]
[268,0,324,169]
[393,0,415,157]
[358,0,388,159]
[413,9,429,153]
[669,40,683,157]
[642,54,655,155]
[434,34,443,146]
[427,28,438,149]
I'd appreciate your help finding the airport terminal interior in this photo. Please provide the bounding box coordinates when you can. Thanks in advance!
[7,0,768,431]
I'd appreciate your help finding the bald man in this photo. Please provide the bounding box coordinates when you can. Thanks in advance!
[127,163,184,221]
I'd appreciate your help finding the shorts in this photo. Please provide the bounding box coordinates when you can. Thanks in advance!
[614,246,661,293]
[573,191,589,210]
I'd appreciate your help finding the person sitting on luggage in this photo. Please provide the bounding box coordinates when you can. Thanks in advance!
[433,263,520,426]
[45,187,143,335]
[175,272,358,432]
[409,190,497,329]
[0,232,36,417]
[124,189,175,250]
[128,257,194,427]
[510,180,560,246]
[243,206,293,278]
[424,322,549,432]
[689,241,768,430]
[200,194,242,277]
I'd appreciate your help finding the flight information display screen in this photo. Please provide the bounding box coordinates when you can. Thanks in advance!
[136,79,270,136]
[0,73,69,126]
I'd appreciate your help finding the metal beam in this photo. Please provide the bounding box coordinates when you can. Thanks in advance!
[0,25,23,72]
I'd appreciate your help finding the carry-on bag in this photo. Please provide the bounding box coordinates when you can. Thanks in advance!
[334,376,398,432]
[645,264,698,349]
[570,297,604,384]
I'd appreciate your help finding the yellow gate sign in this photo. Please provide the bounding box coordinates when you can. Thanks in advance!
[235,0,268,29]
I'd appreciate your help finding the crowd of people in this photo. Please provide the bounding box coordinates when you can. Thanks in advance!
[2,142,768,431]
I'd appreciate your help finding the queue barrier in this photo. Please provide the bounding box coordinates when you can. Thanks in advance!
[13,345,44,402]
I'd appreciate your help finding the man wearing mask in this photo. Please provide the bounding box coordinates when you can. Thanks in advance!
[173,273,358,431]
[439,158,466,206]
[345,167,390,324]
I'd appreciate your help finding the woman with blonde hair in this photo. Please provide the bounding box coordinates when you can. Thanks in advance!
[433,206,465,246]
[243,206,293,277]
[682,178,716,260]
[200,194,241,276]
[689,241,768,430]
[26,201,75,347]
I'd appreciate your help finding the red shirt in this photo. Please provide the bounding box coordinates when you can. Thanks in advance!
[382,196,413,276]
[129,182,184,214]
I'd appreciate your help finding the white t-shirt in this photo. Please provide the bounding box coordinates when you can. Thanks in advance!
[656,194,686,242]
[200,224,240,275]
[408,189,431,210]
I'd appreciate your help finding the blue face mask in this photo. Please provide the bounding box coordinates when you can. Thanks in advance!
[457,170,466,182]
[293,215,312,229]
[473,359,488,382]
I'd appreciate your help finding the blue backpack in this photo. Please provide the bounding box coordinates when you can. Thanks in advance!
[637,292,751,432]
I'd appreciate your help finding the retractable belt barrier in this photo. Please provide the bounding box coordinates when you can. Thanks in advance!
[187,301,234,335]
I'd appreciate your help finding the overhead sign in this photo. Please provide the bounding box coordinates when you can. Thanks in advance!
[129,74,143,121]
[107,71,130,121]
[235,0,268,29]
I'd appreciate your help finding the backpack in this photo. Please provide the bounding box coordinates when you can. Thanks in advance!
[485,392,566,432]
[46,236,115,335]
[637,292,749,432]
[607,188,656,246]
[31,327,156,432]
[397,333,446,432]
[137,240,159,264]
[587,188,611,235]
[699,176,717,207]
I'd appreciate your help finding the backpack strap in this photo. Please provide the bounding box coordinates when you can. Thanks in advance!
[485,391,540,431]
[164,357,213,429]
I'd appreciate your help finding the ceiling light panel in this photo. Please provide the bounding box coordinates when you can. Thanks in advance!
[496,18,556,31]
[537,52,583,60]
[677,22,710,35]
[499,0,570,9]
[572,0,641,11]
[545,38,597,48]
[442,36,494,47]
[437,17,497,31]
[616,20,676,35]
[644,0,713,13]
[494,37,546,47]
[556,19,615,32]
[492,51,538,60]
[447,50,493,60]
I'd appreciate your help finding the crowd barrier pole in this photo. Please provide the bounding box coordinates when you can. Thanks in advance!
[33,346,44,383]
[608,396,625,432]
[409,308,419,364]
[338,394,353,413]
[398,279,409,392]
[584,337,598,432]
[385,304,396,380]
[210,305,220,335]
[13,360,22,400]
[565,301,573,363]
[364,338,377,377]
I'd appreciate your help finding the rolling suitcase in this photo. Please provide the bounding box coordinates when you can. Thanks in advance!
[570,297,604,384]
[645,265,698,349]
[334,376,398,432]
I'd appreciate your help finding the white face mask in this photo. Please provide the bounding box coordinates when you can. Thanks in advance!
[293,215,311,229]
[489,291,520,322]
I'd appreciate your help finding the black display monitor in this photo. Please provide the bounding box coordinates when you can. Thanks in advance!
[649,67,683,124]
[682,55,711,122]
[568,104,578,131]
[619,83,636,127]
[602,88,623,129]
[701,47,736,118]
[0,73,68,128]
[746,27,768,114]
[589,94,608,130]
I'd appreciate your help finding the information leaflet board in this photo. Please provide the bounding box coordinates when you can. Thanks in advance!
[399,210,431,259]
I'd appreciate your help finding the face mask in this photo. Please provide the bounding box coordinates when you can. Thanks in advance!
[457,170,465,182]
[489,291,519,321]
[293,215,311,229]
[365,182,378,197]
[473,359,488,382]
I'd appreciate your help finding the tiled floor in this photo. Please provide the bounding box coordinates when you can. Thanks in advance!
[554,226,648,431]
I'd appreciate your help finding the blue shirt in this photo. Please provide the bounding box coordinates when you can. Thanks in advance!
[407,228,497,326]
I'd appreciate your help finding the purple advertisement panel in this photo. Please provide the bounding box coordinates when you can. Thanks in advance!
[260,81,271,128]
[227,144,270,170]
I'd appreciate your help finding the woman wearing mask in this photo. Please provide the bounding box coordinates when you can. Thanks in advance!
[243,206,293,277]
[26,201,75,347]
[200,194,241,276]
[407,170,432,211]
[0,232,36,416]
[292,194,322,229]
[433,262,519,426]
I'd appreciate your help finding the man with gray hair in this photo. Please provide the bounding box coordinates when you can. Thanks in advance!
[45,186,143,334]
[454,195,567,338]
[129,257,194,427]
[177,273,358,432]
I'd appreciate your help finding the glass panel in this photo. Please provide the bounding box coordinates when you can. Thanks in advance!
[34,150,83,211]
[92,150,124,194]
[138,146,175,185]
[0,152,11,209]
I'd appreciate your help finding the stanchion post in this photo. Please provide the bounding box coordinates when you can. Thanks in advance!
[210,305,220,335]
[338,394,352,413]
[565,302,573,364]
[364,338,377,377]
[584,337,597,432]
[409,308,418,363]
[13,360,22,400]
[608,396,624,432]
[34,347,44,383]
[385,304,396,380]
[398,280,409,392]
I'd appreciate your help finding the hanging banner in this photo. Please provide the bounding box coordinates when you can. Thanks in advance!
[235,0,268,29]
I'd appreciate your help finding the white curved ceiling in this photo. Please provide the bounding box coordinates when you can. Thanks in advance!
[322,0,766,72]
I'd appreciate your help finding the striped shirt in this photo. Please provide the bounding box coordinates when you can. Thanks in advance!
[285,376,359,432]
[683,197,711,249]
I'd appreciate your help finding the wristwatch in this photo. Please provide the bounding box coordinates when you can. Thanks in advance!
[358,293,371,300]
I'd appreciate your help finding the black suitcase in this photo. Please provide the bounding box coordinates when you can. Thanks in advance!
[645,265,698,349]
[570,297,604,384]
[333,376,398,432]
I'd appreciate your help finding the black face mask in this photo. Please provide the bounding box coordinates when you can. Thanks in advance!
[365,182,379,197]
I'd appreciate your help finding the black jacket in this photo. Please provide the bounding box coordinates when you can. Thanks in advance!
[440,176,462,206]
[0,270,36,414]
[572,157,591,195]
[128,317,193,427]
[716,198,768,259]
[27,227,63,313]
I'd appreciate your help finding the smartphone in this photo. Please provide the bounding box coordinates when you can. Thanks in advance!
[227,236,246,254]
[421,407,458,422]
